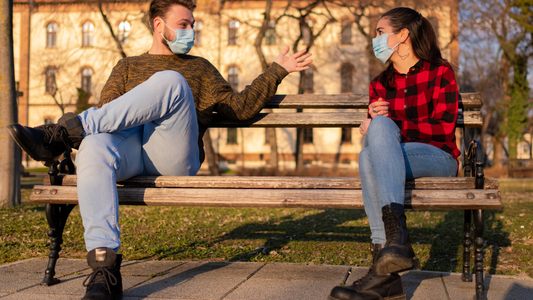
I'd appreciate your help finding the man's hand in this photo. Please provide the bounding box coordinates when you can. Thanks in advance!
[274,47,312,73]
[359,118,372,136]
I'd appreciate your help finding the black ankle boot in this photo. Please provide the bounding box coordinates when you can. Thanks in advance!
[329,244,406,300]
[82,247,123,300]
[7,112,83,165]
[374,203,419,275]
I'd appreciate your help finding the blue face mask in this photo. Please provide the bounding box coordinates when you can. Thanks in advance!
[372,33,400,64]
[160,19,195,54]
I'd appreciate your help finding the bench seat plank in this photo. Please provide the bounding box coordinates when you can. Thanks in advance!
[265,93,483,109]
[46,175,500,190]
[30,186,501,210]
[210,111,483,128]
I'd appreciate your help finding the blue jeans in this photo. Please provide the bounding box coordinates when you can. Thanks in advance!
[75,71,201,251]
[359,116,457,245]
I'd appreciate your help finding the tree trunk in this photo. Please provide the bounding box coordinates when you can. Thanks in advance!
[0,0,21,207]
[492,135,503,169]
[202,129,220,176]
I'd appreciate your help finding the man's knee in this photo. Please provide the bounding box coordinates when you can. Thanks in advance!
[149,70,188,89]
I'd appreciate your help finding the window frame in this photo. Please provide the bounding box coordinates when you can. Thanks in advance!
[81,67,93,94]
[46,22,58,48]
[228,19,239,46]
[82,21,94,47]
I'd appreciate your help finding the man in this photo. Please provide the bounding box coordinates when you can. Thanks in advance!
[8,0,312,299]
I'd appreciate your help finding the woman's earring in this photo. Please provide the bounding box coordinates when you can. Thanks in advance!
[398,44,410,60]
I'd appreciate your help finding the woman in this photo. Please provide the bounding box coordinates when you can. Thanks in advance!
[329,7,460,300]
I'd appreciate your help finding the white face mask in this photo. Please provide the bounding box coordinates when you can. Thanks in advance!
[372,33,400,64]
[159,19,195,54]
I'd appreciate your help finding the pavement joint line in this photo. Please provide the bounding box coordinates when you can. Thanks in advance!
[341,266,353,285]
[219,262,267,300]
[0,258,38,269]
[440,274,451,300]
[123,261,189,293]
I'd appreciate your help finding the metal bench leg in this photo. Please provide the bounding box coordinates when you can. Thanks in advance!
[462,209,472,282]
[41,203,77,286]
[473,209,485,300]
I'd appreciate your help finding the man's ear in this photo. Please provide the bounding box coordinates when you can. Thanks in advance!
[153,18,164,34]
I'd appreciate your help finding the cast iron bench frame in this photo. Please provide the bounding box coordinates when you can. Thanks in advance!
[30,92,500,300]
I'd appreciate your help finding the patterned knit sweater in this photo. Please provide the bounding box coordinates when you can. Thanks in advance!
[99,52,289,163]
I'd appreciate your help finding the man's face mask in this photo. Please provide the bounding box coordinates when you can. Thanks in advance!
[372,33,400,64]
[159,18,195,54]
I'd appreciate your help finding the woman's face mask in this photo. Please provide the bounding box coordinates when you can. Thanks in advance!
[372,33,400,64]
[159,19,195,54]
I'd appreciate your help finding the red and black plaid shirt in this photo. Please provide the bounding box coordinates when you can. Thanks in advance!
[369,59,460,162]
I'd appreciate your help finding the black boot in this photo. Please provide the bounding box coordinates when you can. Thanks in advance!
[329,244,406,300]
[374,203,419,275]
[82,247,123,300]
[7,112,83,165]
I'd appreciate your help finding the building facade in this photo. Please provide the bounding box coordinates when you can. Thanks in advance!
[13,0,459,170]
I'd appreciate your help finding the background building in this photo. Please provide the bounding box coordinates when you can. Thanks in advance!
[13,0,459,170]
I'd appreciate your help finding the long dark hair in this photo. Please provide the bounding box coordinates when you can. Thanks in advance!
[377,7,448,90]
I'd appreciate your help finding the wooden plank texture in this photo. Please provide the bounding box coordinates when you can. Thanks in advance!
[30,186,501,210]
[209,111,482,128]
[46,175,500,190]
[264,93,483,109]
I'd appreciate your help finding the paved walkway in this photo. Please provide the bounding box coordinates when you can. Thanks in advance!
[1,258,532,299]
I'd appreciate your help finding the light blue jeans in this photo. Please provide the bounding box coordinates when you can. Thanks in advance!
[359,116,457,245]
[75,71,201,252]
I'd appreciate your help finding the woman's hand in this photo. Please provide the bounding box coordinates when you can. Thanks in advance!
[359,118,372,136]
[369,98,390,118]
[274,46,313,73]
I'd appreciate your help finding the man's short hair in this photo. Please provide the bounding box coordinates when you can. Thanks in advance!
[149,0,196,28]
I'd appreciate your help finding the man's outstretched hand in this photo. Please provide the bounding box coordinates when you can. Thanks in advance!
[274,47,312,73]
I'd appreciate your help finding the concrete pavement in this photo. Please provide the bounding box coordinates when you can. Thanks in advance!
[1,258,532,299]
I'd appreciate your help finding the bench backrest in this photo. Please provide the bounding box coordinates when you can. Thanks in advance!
[210,92,482,128]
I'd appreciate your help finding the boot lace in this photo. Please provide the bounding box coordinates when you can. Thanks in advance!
[352,267,377,288]
[383,212,400,245]
[38,124,71,148]
[83,267,118,293]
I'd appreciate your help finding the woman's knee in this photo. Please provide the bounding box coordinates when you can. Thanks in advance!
[366,116,401,144]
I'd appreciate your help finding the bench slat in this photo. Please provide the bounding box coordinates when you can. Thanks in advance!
[265,93,483,109]
[30,186,501,210]
[210,111,482,128]
[46,175,500,190]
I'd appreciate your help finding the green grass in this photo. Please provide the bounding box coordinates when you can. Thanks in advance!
[1,183,532,278]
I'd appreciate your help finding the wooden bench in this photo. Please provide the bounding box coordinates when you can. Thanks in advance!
[508,158,533,178]
[31,92,499,300]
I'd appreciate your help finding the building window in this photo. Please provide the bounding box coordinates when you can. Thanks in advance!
[341,18,352,45]
[45,67,57,96]
[341,128,352,144]
[341,63,354,93]
[265,19,276,45]
[228,66,239,92]
[302,67,314,94]
[118,21,131,45]
[302,18,313,45]
[46,22,58,48]
[81,68,93,93]
[227,128,238,144]
[82,21,94,47]
[194,21,203,46]
[228,19,239,45]
[303,128,313,144]
[428,17,439,42]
